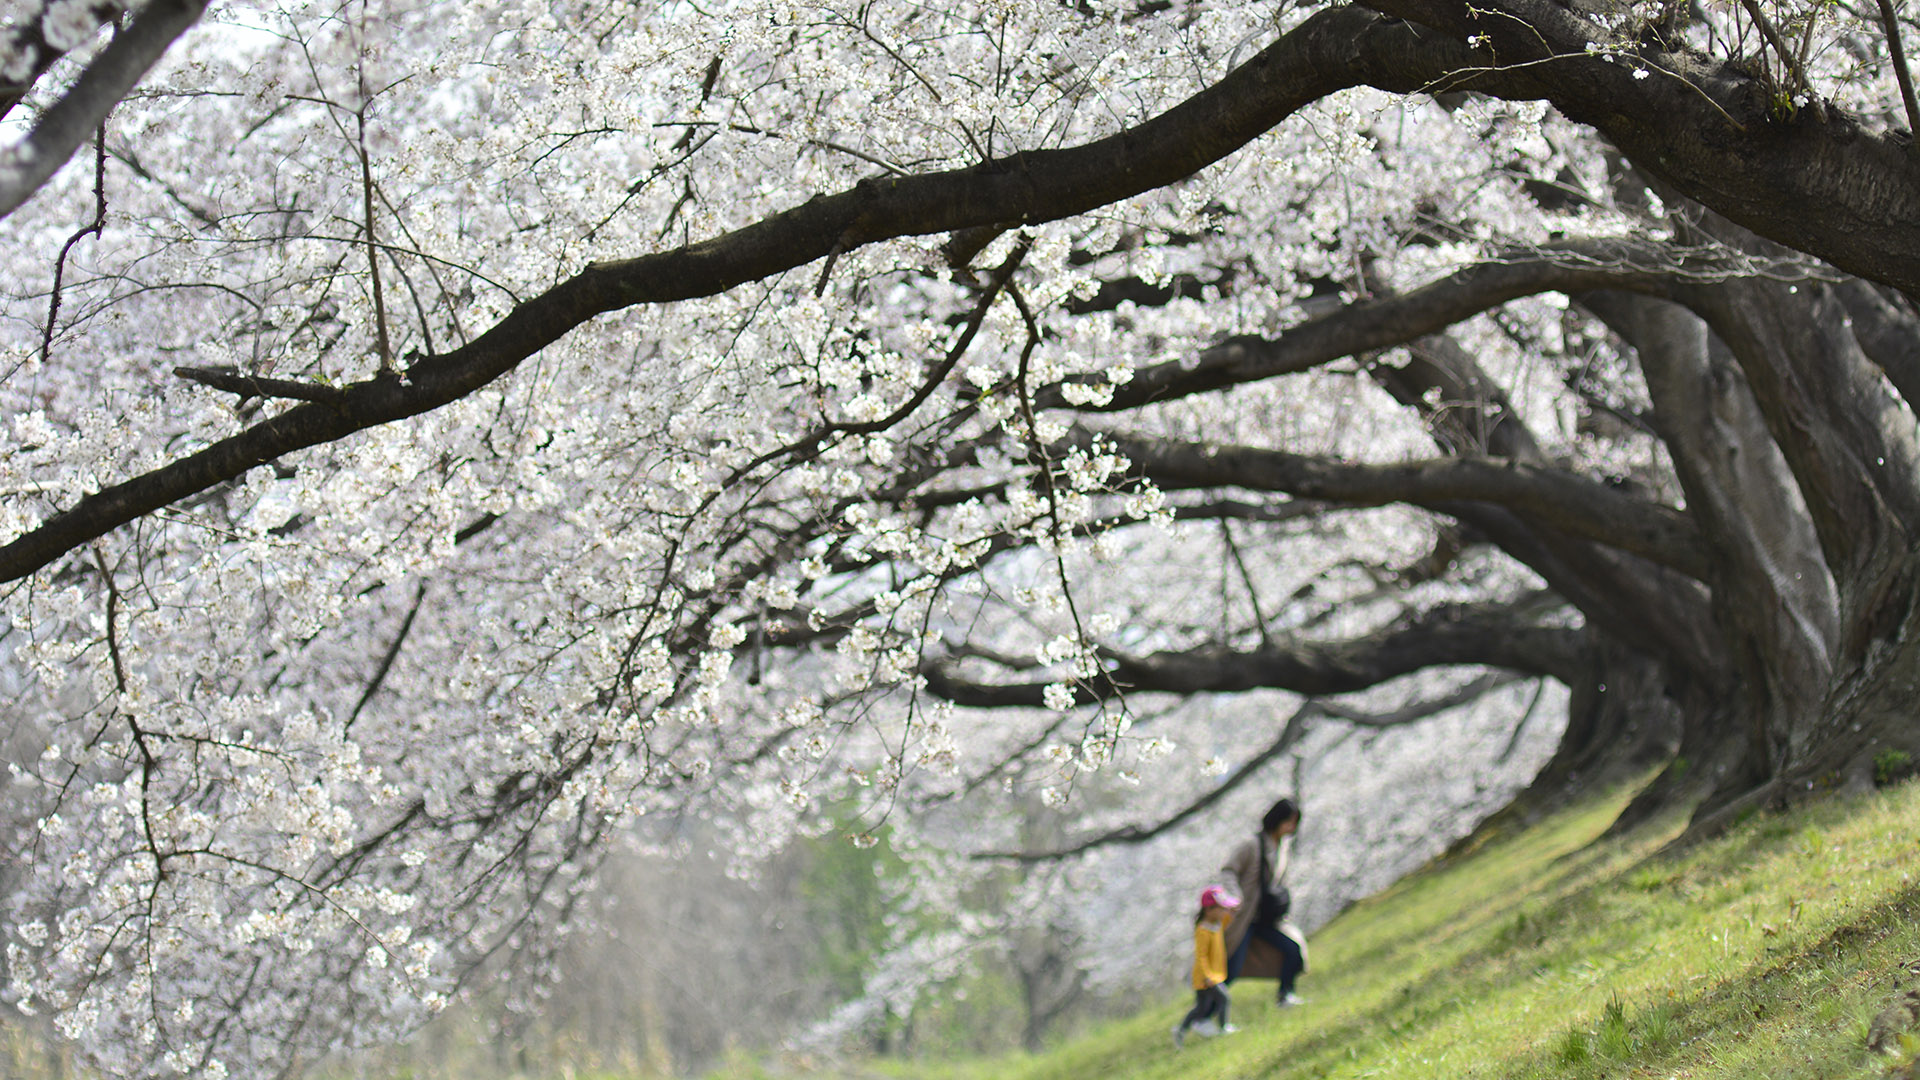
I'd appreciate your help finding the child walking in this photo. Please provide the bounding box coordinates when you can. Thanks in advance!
[1173,885,1239,1047]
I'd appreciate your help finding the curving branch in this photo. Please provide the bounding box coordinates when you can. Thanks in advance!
[1833,279,1920,414]
[0,2,127,119]
[10,2,1920,581]
[1358,321,1723,687]
[1092,429,1710,579]
[345,582,428,732]
[0,5,1408,583]
[1446,499,1725,685]
[1041,239,1746,412]
[1375,333,1551,462]
[969,671,1531,862]
[0,0,205,220]
[923,596,1586,708]
[1353,0,1920,293]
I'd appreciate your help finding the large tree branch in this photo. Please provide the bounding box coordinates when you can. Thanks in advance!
[1363,320,1725,685]
[923,598,1585,708]
[14,1,1920,581]
[0,5,1414,584]
[0,0,204,220]
[1353,0,1920,295]
[0,2,127,119]
[1355,321,1721,681]
[1443,500,1725,686]
[969,671,1528,862]
[1834,279,1920,415]
[1668,261,1920,574]
[1045,238,1745,412]
[1375,334,1550,462]
[1095,429,1709,579]
[1344,309,1735,680]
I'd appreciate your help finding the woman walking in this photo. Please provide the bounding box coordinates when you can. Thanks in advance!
[1221,798,1308,1006]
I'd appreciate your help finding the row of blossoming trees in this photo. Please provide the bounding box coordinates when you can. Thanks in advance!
[4,0,1920,1073]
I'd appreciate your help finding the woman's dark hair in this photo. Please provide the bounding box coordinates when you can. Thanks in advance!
[1262,797,1300,833]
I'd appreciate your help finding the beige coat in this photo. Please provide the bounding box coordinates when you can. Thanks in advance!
[1220,833,1308,978]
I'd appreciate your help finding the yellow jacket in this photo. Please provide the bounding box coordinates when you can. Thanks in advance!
[1191,914,1230,989]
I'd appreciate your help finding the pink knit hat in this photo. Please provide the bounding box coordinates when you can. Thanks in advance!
[1199,885,1240,909]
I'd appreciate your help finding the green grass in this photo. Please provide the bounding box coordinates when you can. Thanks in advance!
[14,778,1920,1080]
[881,778,1920,1080]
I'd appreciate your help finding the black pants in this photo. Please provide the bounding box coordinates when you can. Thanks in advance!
[1179,984,1229,1031]
[1226,922,1304,996]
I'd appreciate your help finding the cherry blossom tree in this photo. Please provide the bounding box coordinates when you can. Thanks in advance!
[5,0,1920,1073]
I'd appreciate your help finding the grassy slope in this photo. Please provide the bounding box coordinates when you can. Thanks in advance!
[883,779,1920,1080]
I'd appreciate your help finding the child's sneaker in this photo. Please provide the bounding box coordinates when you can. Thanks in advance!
[1219,1023,1241,1034]
[1171,1023,1185,1049]
[1278,992,1306,1007]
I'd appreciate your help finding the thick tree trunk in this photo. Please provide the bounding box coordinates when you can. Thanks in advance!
[1578,287,1842,828]
[1444,635,1684,853]
[1678,552,1920,834]
[1674,268,1920,815]
[1368,330,1723,825]
[1374,335,1726,683]
[1521,637,1685,814]
[1742,276,1920,808]
[1792,575,1920,791]
[1538,205,1920,835]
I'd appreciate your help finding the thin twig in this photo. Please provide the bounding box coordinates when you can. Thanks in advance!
[972,673,1522,861]
[40,121,110,368]
[972,701,1321,861]
[1877,0,1920,151]
[347,581,427,731]
[1738,0,1810,92]
[1005,274,1114,779]
[1495,678,1549,764]
[721,237,1031,492]
[357,105,393,368]
[173,365,345,404]
[1218,517,1275,651]
[93,546,165,884]
[814,241,845,297]
[652,120,912,176]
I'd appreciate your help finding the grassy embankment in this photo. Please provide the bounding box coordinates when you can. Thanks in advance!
[10,778,1920,1079]
[886,777,1920,1080]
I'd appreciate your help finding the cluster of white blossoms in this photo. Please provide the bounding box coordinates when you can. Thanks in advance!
[0,0,1910,1071]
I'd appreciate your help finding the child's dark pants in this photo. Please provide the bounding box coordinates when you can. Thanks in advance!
[1179,984,1230,1031]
